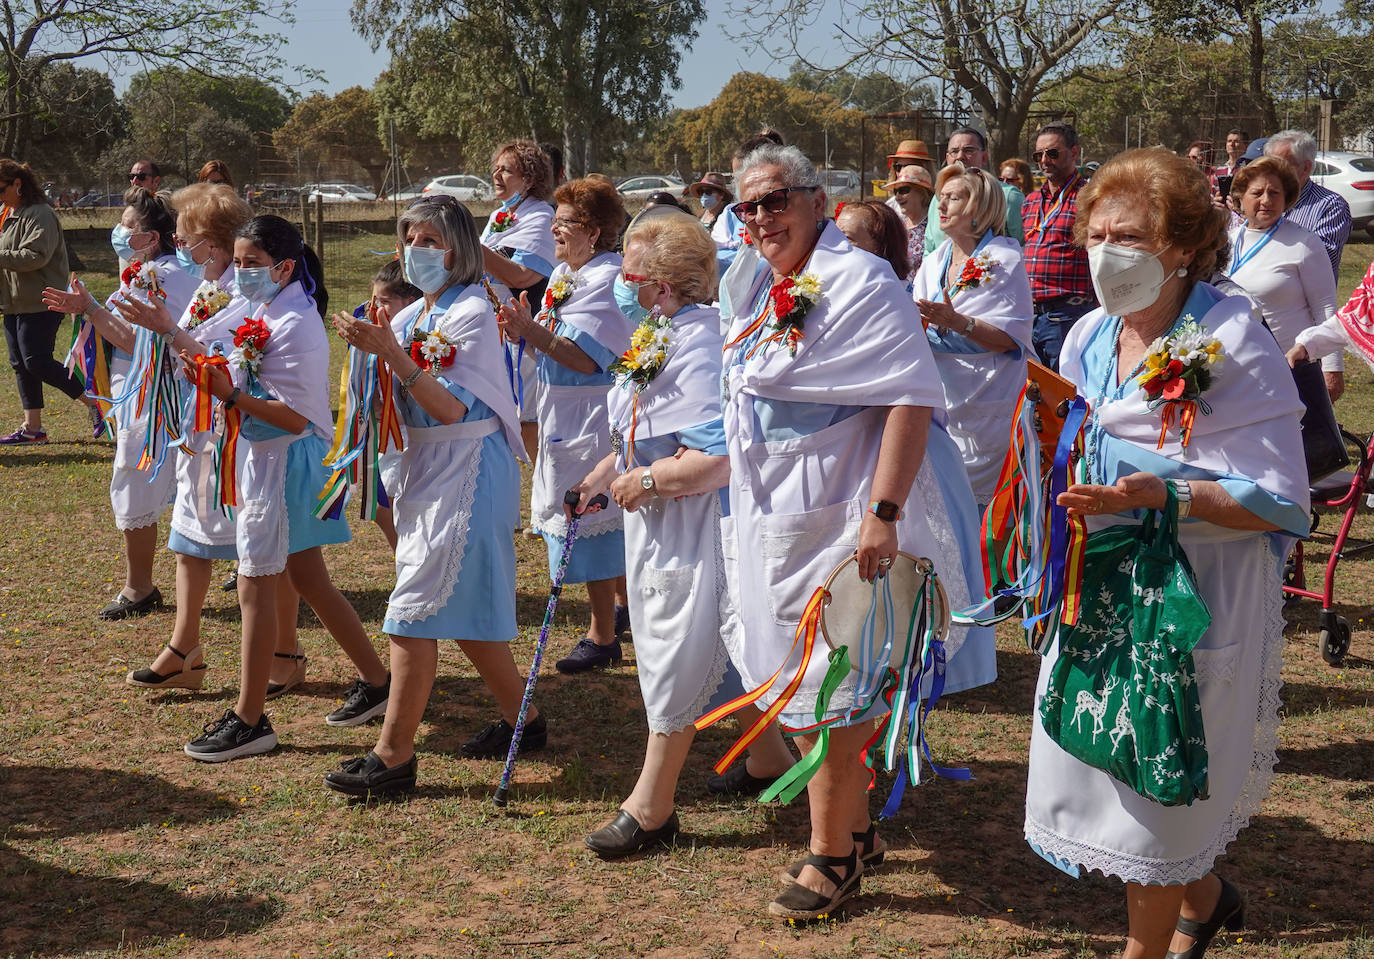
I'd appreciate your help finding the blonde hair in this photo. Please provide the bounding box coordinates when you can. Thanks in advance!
[171,182,252,253]
[623,215,718,305]
[935,165,1006,236]
[1074,147,1228,283]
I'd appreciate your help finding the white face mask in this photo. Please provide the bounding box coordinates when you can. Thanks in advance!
[1086,242,1179,316]
[700,193,719,210]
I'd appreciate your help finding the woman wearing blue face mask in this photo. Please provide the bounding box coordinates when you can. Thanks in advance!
[497,177,635,680]
[1,157,98,445]
[43,187,198,621]
[114,214,389,762]
[322,195,541,796]
[688,171,733,240]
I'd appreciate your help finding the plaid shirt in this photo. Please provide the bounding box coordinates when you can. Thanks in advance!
[1022,174,1094,303]
[1286,179,1352,282]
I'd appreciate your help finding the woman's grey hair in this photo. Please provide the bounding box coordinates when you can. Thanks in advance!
[397,197,483,288]
[1265,129,1317,167]
[737,143,821,190]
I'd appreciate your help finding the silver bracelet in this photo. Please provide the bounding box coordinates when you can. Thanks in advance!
[1169,479,1192,520]
[400,365,424,390]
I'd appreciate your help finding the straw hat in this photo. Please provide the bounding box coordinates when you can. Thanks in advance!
[688,171,733,201]
[887,139,933,163]
[882,164,934,198]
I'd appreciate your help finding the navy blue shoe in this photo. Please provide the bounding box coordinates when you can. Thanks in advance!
[614,604,631,639]
[555,637,623,674]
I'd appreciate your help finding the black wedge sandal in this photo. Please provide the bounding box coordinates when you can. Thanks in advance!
[779,823,886,885]
[125,643,206,690]
[768,847,863,920]
[265,650,308,700]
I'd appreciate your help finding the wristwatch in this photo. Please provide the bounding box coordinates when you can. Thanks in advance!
[224,387,241,411]
[1169,479,1192,520]
[868,499,903,522]
[640,467,657,495]
[962,314,977,336]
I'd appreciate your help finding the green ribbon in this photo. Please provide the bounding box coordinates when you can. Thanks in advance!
[759,646,851,804]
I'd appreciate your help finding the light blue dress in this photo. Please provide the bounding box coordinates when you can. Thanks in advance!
[383,288,520,641]
[537,321,627,583]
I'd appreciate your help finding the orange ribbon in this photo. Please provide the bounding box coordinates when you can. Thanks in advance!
[695,586,829,773]
[1156,400,1197,451]
[192,354,229,432]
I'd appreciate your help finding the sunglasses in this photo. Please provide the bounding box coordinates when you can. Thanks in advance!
[894,186,915,196]
[729,185,818,221]
[129,172,151,182]
[409,193,460,210]
[1031,148,1062,163]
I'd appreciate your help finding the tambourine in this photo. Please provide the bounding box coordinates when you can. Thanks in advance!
[1025,359,1080,466]
[818,551,949,672]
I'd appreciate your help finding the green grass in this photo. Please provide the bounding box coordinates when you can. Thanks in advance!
[0,238,1371,957]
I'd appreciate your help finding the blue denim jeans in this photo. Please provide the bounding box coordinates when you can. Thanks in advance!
[1031,299,1096,372]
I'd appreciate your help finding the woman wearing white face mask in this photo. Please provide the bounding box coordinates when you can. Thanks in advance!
[497,178,634,678]
[324,195,538,795]
[43,187,198,620]
[1024,148,1310,959]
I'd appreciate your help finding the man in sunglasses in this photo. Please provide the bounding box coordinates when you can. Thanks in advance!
[1021,121,1094,371]
[128,160,161,193]
[922,126,1024,254]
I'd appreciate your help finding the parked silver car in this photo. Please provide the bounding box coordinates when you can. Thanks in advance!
[305,183,377,203]
[422,175,493,202]
[1311,152,1374,237]
[616,175,687,200]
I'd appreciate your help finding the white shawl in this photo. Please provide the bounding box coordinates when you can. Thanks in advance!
[481,196,556,266]
[546,252,633,356]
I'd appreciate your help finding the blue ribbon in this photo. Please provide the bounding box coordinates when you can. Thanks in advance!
[1024,395,1088,633]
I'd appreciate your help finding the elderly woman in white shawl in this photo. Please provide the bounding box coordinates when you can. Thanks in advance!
[567,211,793,858]
[1025,149,1310,959]
[915,165,1034,510]
[719,144,992,921]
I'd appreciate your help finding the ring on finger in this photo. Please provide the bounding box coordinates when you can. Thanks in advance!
[878,557,893,567]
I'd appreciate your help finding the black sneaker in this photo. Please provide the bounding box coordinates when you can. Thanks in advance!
[555,637,622,674]
[184,709,277,763]
[325,674,391,727]
[614,603,631,639]
[460,714,547,759]
[324,751,417,798]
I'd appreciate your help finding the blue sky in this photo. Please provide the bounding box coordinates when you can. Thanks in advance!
[283,0,841,107]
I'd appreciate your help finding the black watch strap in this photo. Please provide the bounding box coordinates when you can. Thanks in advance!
[868,499,902,522]
[224,387,242,410]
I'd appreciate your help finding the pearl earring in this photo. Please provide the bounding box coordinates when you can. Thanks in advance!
[1176,266,1187,278]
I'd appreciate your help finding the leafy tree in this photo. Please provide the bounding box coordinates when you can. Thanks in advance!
[642,72,866,172]
[728,0,1133,157]
[273,88,389,191]
[353,0,705,176]
[786,62,936,115]
[0,0,294,158]
[15,63,124,186]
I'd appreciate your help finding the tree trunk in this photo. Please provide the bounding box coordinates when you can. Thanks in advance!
[1246,6,1277,129]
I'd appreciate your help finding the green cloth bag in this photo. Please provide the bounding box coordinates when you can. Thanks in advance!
[1038,484,1212,806]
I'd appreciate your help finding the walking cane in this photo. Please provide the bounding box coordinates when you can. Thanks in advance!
[494,488,609,807]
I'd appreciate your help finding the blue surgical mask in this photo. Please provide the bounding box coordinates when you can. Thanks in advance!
[111,225,138,261]
[176,243,207,280]
[613,276,649,323]
[404,245,451,295]
[236,264,284,305]
[700,193,719,211]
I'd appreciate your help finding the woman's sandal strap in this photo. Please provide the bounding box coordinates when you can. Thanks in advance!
[274,651,307,661]
[161,642,188,661]
[798,849,856,889]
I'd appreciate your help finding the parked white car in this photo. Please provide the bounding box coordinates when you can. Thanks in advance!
[616,175,686,200]
[422,174,493,202]
[823,169,861,200]
[1311,152,1374,237]
[306,183,377,203]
